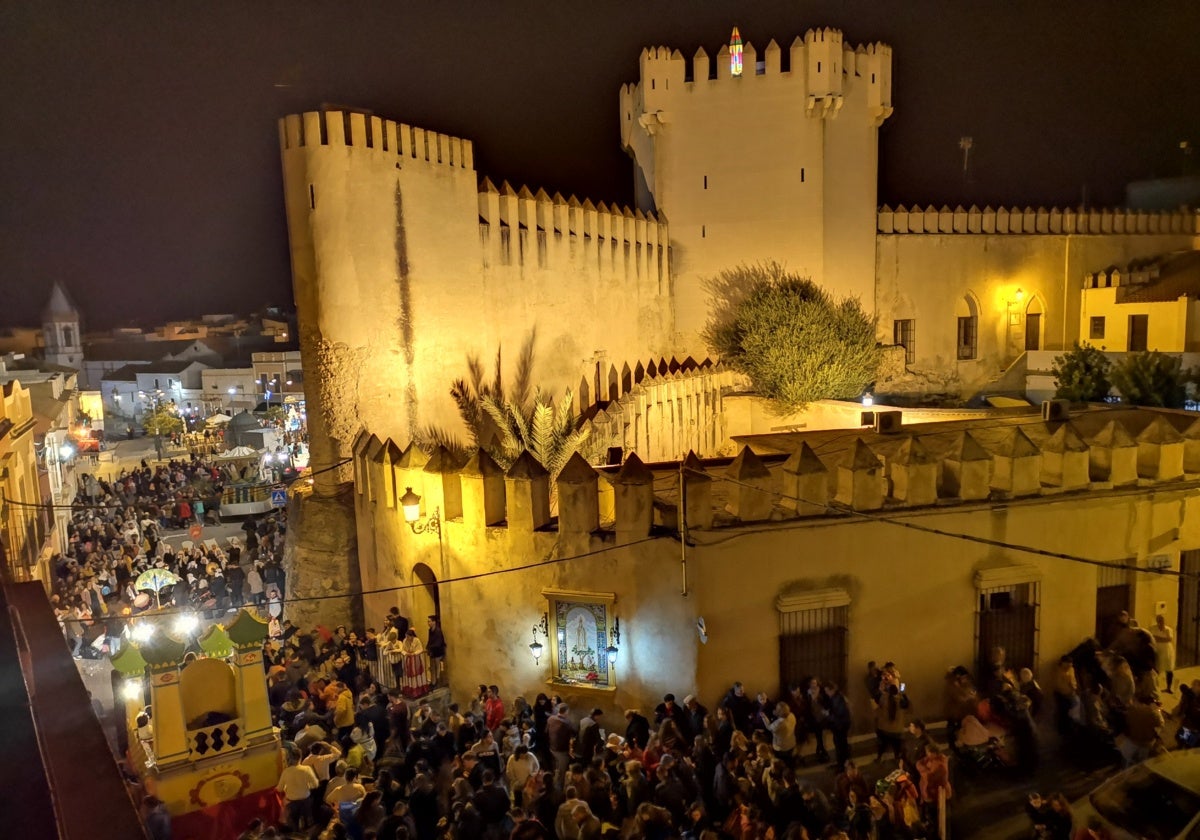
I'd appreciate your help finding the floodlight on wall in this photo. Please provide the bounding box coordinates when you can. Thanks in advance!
[530,611,549,664]
[400,487,441,535]
[605,617,621,665]
[862,393,873,407]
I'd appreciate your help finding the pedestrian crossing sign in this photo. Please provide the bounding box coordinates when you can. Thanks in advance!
[270,488,288,508]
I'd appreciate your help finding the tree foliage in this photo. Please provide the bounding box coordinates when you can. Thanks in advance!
[143,402,184,437]
[702,262,881,412]
[1109,351,1190,408]
[1051,342,1112,402]
[482,388,589,481]
[418,329,537,453]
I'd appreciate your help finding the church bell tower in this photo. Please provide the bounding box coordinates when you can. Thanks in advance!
[42,282,83,370]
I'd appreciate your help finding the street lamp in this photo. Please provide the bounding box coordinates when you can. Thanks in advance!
[605,617,621,665]
[529,612,549,665]
[400,487,441,535]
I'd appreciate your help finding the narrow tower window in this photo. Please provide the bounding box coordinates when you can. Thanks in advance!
[730,27,743,76]
[701,225,706,238]
[703,175,708,190]
[800,168,805,183]
[309,184,315,210]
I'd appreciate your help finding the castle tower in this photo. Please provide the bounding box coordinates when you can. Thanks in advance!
[41,281,83,370]
[619,28,893,353]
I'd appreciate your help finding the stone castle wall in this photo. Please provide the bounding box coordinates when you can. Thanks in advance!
[620,30,892,353]
[279,111,673,488]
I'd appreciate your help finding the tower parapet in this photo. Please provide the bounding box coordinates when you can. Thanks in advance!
[280,111,474,170]
[619,26,894,353]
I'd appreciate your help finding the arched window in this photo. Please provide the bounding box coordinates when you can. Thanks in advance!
[956,295,979,360]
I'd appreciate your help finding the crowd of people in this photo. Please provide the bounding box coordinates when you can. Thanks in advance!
[49,456,290,657]
[226,632,962,840]
[58,456,1194,840]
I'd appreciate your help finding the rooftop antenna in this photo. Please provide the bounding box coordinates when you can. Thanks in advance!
[959,136,973,186]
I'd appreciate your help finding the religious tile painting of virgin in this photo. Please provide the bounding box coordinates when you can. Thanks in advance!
[553,601,610,687]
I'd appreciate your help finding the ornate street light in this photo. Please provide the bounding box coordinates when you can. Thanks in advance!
[400,487,441,535]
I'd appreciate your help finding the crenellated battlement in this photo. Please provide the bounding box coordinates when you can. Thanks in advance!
[621,28,893,128]
[878,204,1200,236]
[356,407,1200,536]
[279,110,474,170]
[475,178,669,284]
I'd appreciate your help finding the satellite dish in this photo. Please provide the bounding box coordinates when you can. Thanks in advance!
[697,616,708,645]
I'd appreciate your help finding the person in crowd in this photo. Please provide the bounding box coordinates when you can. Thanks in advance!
[1151,614,1176,693]
[547,703,577,787]
[426,615,446,685]
[624,708,651,750]
[277,756,320,832]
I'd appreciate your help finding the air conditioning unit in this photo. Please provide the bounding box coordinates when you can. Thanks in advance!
[1041,399,1070,422]
[874,410,903,434]
[860,411,875,427]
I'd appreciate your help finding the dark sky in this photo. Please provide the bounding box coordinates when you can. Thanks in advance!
[3,1,1198,329]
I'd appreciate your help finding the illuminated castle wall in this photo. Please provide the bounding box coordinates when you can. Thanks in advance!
[620,29,893,349]
[279,25,1200,485]
[279,113,673,491]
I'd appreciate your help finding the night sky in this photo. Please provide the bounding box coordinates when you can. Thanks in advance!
[3,1,1198,329]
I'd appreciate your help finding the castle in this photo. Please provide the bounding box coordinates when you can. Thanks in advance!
[276,27,1200,713]
[279,25,1199,489]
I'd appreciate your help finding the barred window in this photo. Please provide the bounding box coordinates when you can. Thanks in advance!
[777,589,849,695]
[893,320,915,365]
[974,568,1040,684]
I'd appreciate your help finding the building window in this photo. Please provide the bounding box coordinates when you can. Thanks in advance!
[703,175,708,190]
[1128,314,1148,352]
[974,569,1040,685]
[778,589,849,694]
[956,316,978,360]
[1090,316,1106,340]
[544,589,617,689]
[893,319,915,365]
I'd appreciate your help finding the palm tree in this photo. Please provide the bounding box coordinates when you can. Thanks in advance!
[482,387,589,481]
[417,329,536,453]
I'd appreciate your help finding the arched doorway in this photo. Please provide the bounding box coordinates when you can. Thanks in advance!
[412,563,440,627]
[1024,296,1044,351]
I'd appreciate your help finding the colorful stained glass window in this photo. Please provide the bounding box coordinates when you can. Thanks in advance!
[730,27,743,76]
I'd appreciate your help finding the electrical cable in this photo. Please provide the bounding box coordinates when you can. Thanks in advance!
[51,534,663,628]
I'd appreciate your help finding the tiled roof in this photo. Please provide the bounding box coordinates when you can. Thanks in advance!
[99,364,146,382]
[1116,250,1200,303]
